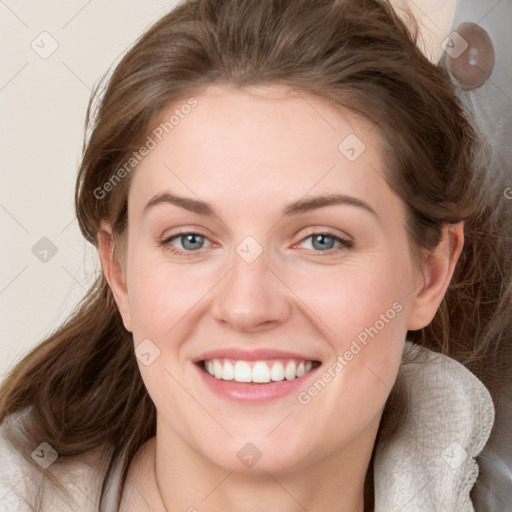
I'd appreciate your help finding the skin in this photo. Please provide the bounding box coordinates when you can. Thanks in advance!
[98,83,463,512]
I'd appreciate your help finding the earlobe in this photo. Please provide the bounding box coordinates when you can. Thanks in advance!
[97,221,133,332]
[407,222,464,331]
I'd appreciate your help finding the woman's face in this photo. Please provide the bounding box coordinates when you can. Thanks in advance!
[106,83,444,473]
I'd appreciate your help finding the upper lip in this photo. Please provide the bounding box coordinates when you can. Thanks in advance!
[193,348,322,363]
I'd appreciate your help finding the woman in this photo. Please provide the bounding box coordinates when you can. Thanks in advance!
[1,0,509,510]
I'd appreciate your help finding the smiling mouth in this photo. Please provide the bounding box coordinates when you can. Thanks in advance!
[199,358,321,383]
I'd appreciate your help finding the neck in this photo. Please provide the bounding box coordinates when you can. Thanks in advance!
[144,419,376,512]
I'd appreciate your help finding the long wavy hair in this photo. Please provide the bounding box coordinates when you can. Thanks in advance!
[1,0,510,510]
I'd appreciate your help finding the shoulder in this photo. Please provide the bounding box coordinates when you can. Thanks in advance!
[0,416,121,512]
[0,418,41,511]
[374,342,495,512]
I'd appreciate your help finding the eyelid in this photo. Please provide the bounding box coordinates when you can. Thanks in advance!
[160,229,351,243]
[159,227,354,257]
[160,226,213,243]
[161,230,214,248]
[296,226,353,243]
[293,230,354,254]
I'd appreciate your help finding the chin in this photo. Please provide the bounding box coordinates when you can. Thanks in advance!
[199,436,319,475]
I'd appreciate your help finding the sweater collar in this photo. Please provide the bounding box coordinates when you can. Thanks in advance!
[374,341,495,511]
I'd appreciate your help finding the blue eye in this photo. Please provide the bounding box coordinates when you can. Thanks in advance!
[310,234,336,251]
[160,230,352,257]
[161,233,210,255]
[177,233,205,251]
[301,232,354,256]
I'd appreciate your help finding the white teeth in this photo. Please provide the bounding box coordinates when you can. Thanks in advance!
[203,358,316,383]
[270,362,285,381]
[252,361,271,383]
[223,361,234,380]
[234,361,252,382]
[214,360,223,379]
[284,361,296,380]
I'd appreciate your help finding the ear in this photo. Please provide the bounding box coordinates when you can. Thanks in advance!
[97,220,133,332]
[407,222,464,331]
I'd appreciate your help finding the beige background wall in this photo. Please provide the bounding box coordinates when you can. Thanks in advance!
[0,1,180,379]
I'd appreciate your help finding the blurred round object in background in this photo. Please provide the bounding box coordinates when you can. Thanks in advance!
[445,22,495,89]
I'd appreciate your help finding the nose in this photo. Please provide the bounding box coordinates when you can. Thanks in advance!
[210,245,292,332]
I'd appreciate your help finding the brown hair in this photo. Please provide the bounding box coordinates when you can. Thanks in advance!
[1,0,510,510]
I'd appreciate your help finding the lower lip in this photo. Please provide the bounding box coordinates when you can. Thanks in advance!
[194,363,321,403]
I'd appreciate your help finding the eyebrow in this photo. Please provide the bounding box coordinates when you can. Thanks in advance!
[143,191,377,218]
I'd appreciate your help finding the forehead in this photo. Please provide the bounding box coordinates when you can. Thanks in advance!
[128,83,400,220]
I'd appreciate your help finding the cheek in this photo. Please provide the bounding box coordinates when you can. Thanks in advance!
[124,252,213,426]
[289,249,411,421]
[126,251,214,341]
[286,250,412,346]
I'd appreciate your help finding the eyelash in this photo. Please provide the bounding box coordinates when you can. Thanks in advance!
[158,230,354,257]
